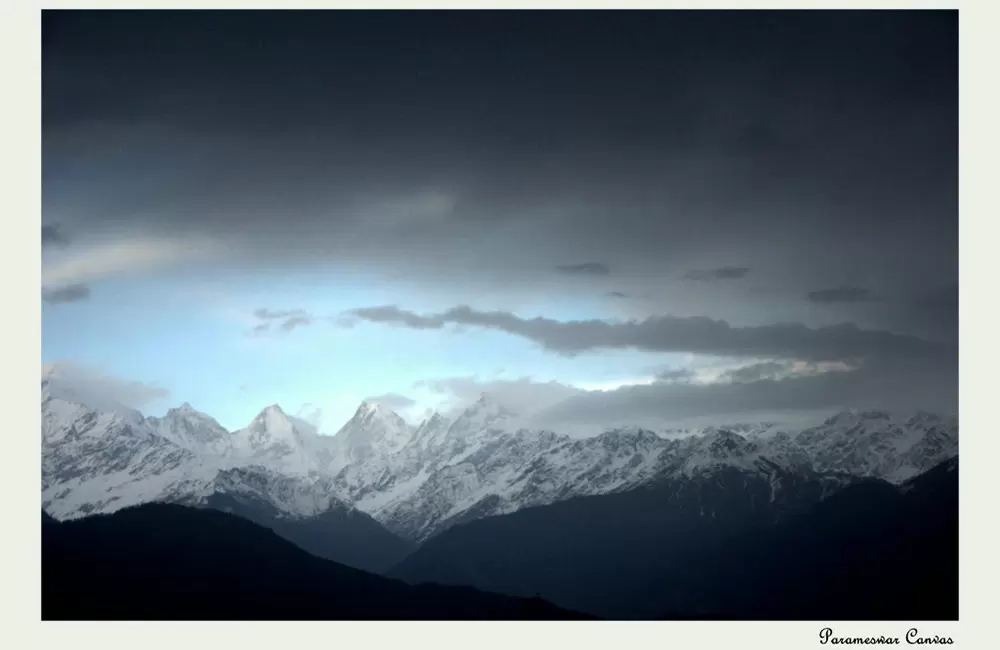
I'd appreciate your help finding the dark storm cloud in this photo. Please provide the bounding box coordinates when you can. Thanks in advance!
[345,305,950,363]
[606,291,629,298]
[41,224,69,248]
[415,357,954,430]
[43,13,956,297]
[908,283,958,323]
[683,267,751,281]
[807,286,878,303]
[555,263,611,276]
[864,283,957,345]
[42,283,91,304]
[43,12,956,346]
[532,356,957,428]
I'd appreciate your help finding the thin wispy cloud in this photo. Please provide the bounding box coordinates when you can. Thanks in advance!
[415,376,583,416]
[279,315,313,332]
[42,224,70,249]
[249,308,314,336]
[41,237,220,288]
[43,283,91,305]
[555,262,611,276]
[683,267,751,281]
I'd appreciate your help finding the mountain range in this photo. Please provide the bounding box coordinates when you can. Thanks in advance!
[41,372,959,618]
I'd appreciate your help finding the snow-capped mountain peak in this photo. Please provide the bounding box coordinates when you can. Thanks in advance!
[42,387,960,544]
[357,400,378,415]
[353,400,407,427]
[775,409,958,482]
[675,429,773,477]
[226,404,328,477]
[148,402,231,455]
[904,410,955,429]
[446,394,516,439]
[413,411,450,447]
[417,411,448,430]
[596,426,662,444]
[701,429,753,455]
[163,402,213,421]
[258,403,286,417]
[247,404,300,439]
[332,401,413,464]
[41,371,147,427]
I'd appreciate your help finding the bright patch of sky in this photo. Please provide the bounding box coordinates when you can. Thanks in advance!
[42,268,686,432]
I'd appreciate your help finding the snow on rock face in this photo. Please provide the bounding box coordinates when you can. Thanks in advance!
[41,393,207,519]
[370,408,957,540]
[330,398,519,529]
[444,394,515,441]
[411,412,451,451]
[525,428,670,496]
[40,373,148,427]
[676,429,764,476]
[327,397,517,522]
[146,403,232,456]
[376,429,563,540]
[330,401,413,465]
[41,395,342,520]
[43,393,179,482]
[41,384,959,541]
[229,404,332,477]
[242,405,302,448]
[770,409,959,482]
[41,398,351,521]
[372,425,684,540]
[175,466,352,519]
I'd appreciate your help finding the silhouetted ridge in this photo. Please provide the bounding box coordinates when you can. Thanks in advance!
[197,491,415,573]
[391,458,957,619]
[42,503,591,620]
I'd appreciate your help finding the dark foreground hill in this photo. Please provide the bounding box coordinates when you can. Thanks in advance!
[41,503,590,620]
[197,490,415,574]
[649,457,959,620]
[391,458,958,620]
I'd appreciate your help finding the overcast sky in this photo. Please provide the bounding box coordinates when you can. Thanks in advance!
[41,10,957,434]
